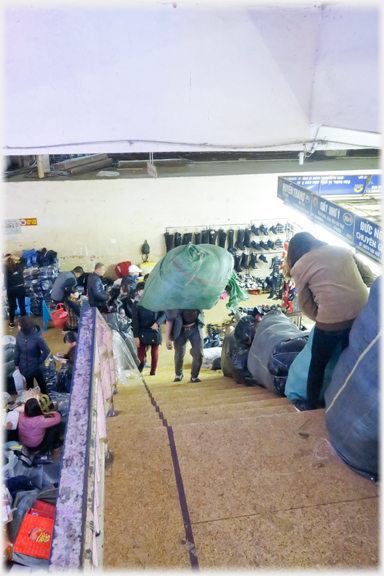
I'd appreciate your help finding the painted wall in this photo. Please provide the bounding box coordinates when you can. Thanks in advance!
[4,173,288,274]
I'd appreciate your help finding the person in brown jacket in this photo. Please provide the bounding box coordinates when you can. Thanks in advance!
[286,232,376,411]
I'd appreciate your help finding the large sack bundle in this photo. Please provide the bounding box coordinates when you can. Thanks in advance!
[139,243,234,311]
[247,310,307,395]
[325,276,380,481]
[221,333,257,386]
[284,326,342,403]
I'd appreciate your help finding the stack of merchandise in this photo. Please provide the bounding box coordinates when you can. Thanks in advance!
[23,253,60,316]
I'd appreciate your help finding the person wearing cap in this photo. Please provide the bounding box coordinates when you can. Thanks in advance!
[124,264,143,291]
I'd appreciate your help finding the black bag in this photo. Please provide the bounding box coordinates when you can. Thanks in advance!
[139,328,161,346]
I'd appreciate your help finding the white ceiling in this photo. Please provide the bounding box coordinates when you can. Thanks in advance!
[4,2,380,155]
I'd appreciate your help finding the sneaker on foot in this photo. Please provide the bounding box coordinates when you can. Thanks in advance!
[294,400,314,412]
[150,372,156,376]
[174,375,183,382]
[190,377,201,383]
[8,323,15,328]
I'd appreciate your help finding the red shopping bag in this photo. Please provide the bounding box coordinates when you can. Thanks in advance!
[13,509,54,560]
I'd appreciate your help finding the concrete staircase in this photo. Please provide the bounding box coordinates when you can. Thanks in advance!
[103,367,379,570]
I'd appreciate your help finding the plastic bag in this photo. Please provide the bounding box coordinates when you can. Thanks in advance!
[225,272,249,313]
[234,315,257,346]
[12,369,26,393]
[112,332,141,386]
[221,333,258,386]
[202,347,222,369]
[247,310,305,395]
[140,243,234,311]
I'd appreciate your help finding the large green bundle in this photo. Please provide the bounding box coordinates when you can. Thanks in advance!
[140,243,234,311]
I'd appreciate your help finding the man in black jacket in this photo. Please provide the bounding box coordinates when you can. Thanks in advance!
[87,263,109,313]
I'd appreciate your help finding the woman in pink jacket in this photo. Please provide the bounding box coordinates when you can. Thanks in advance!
[18,398,62,460]
[286,232,376,412]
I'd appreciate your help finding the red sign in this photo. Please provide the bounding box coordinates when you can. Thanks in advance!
[20,218,37,226]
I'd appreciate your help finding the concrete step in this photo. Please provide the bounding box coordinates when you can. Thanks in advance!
[167,403,296,426]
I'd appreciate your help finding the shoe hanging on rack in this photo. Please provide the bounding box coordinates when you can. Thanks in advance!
[236,229,246,251]
[201,230,210,244]
[218,229,227,249]
[251,224,260,236]
[194,232,201,245]
[183,232,193,245]
[164,233,173,252]
[240,252,249,270]
[259,224,269,236]
[174,232,182,247]
[227,229,237,255]
[259,254,268,264]
[234,254,243,273]
[249,253,258,269]
[259,240,269,250]
[244,228,252,248]
[267,240,275,250]
[269,225,278,235]
[209,230,218,245]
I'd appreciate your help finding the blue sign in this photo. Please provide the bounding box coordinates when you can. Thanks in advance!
[365,174,381,193]
[354,217,382,262]
[318,175,367,195]
[289,174,381,195]
[277,178,312,215]
[311,195,355,241]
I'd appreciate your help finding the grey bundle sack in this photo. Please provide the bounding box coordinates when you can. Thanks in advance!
[247,310,308,395]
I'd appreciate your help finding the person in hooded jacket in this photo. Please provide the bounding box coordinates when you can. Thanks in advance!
[286,231,376,412]
[3,254,26,328]
[14,316,50,394]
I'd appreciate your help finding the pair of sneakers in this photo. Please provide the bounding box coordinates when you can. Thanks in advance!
[173,374,201,383]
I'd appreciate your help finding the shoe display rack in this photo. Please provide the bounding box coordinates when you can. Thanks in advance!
[163,219,302,298]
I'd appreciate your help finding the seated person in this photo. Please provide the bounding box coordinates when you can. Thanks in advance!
[17,398,62,461]
[63,286,82,332]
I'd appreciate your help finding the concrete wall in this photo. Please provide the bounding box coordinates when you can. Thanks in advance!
[4,173,288,274]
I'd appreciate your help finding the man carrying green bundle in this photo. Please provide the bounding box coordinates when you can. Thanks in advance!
[165,309,205,383]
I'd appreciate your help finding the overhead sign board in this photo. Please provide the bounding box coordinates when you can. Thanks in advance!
[311,195,354,241]
[288,174,381,196]
[277,177,381,263]
[354,216,382,261]
[276,178,312,215]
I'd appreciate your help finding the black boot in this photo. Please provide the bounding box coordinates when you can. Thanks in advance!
[268,288,275,299]
[251,240,261,250]
[251,224,260,236]
[194,232,201,245]
[234,254,242,273]
[164,233,173,252]
[209,230,218,245]
[236,229,245,251]
[259,254,268,264]
[174,232,182,247]
[267,239,275,250]
[249,253,258,269]
[259,240,269,250]
[240,252,249,269]
[259,224,269,236]
[218,229,227,249]
[244,228,252,248]
[227,229,237,255]
[269,225,278,235]
[201,230,210,244]
[183,232,193,245]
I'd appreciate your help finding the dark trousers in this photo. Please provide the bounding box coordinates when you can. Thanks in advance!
[33,423,61,453]
[8,288,26,323]
[174,324,204,379]
[137,344,159,375]
[25,371,47,395]
[307,326,351,408]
